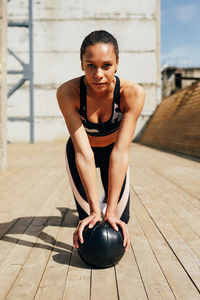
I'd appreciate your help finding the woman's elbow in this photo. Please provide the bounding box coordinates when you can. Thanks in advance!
[110,148,129,166]
[75,149,94,165]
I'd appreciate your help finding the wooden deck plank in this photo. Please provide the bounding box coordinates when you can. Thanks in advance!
[0,142,199,300]
[0,168,29,193]
[0,168,52,215]
[1,152,65,207]
[0,168,65,239]
[135,144,200,199]
[60,196,91,300]
[6,143,66,169]
[133,165,200,237]
[34,188,88,300]
[148,170,200,212]
[0,171,65,268]
[0,175,66,299]
[90,267,118,300]
[115,237,148,300]
[4,178,67,299]
[134,166,200,259]
[62,250,91,300]
[132,172,200,292]
[4,180,67,300]
[129,191,176,300]
[132,190,200,300]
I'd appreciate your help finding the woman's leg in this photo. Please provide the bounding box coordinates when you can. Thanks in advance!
[65,138,90,220]
[100,166,130,224]
[116,168,130,224]
[97,145,130,224]
[66,138,130,223]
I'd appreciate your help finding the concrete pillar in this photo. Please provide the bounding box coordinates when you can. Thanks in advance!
[156,0,161,105]
[0,0,7,171]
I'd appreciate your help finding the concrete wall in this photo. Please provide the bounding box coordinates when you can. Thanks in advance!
[0,0,7,171]
[7,0,160,142]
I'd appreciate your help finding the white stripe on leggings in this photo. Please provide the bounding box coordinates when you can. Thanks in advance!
[65,151,129,219]
[65,153,90,215]
[99,167,130,218]
[116,167,130,219]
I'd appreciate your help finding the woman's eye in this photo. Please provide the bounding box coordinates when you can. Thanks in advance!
[103,64,111,69]
[88,64,95,68]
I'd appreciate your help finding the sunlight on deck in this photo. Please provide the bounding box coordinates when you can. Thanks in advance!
[0,142,199,299]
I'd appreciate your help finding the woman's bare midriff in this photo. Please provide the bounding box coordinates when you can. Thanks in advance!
[88,130,118,147]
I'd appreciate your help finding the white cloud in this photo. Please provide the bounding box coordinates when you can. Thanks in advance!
[161,45,200,67]
[175,5,196,22]
[161,7,174,18]
[162,4,196,22]
[166,46,193,57]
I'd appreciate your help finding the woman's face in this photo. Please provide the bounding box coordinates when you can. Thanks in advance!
[81,43,119,92]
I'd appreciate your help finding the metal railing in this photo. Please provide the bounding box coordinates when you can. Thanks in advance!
[7,0,34,143]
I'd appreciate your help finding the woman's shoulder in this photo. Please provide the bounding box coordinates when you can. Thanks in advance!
[57,76,81,100]
[118,77,145,111]
[56,76,83,112]
[119,77,145,98]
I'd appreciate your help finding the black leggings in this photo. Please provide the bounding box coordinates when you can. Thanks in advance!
[65,138,130,223]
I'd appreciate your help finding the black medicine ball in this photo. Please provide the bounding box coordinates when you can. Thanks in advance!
[77,221,125,268]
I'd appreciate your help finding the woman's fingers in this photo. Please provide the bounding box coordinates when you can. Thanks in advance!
[117,221,128,248]
[78,218,99,243]
[106,216,130,251]
[73,221,85,248]
[120,221,130,251]
[74,216,130,251]
[126,231,130,250]
[73,229,79,248]
[88,215,102,228]
[109,220,119,231]
[77,220,86,244]
[73,215,102,248]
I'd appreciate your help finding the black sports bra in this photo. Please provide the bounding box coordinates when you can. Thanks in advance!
[78,76,123,137]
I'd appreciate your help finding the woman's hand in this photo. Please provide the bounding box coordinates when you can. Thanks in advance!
[104,214,130,251]
[73,213,102,248]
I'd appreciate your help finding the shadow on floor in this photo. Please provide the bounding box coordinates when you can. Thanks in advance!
[138,143,200,163]
[0,207,90,269]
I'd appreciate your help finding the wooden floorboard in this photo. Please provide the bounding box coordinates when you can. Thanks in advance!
[135,144,200,200]
[0,142,199,300]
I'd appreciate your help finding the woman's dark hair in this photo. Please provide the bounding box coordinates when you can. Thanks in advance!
[80,30,119,61]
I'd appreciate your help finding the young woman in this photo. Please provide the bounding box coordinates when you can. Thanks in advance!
[57,30,145,251]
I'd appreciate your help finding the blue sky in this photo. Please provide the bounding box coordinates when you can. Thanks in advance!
[161,0,200,67]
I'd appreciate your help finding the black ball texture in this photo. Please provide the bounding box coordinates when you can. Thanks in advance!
[77,221,125,268]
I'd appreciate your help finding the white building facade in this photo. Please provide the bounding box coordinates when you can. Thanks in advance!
[7,0,160,142]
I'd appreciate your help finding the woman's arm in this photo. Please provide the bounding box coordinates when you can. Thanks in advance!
[105,82,145,248]
[57,83,102,247]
